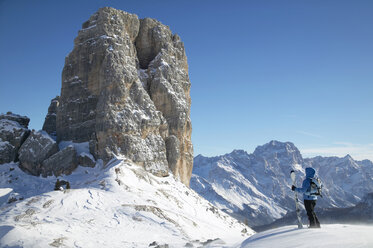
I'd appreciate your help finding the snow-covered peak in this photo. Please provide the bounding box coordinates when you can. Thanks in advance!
[344,154,353,159]
[192,141,373,228]
[230,149,249,156]
[253,140,302,162]
[191,141,304,227]
[193,154,214,165]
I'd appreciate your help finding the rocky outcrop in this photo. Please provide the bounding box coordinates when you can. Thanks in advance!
[42,145,78,177]
[54,7,193,185]
[0,141,16,164]
[0,113,31,163]
[18,131,58,176]
[0,112,30,129]
[0,112,86,178]
[42,96,59,136]
[78,153,96,167]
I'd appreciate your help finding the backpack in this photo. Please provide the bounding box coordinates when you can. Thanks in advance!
[308,177,323,197]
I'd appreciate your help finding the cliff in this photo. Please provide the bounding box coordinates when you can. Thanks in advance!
[47,7,193,185]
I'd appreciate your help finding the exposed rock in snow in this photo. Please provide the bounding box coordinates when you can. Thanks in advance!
[18,131,58,176]
[78,152,96,167]
[0,141,16,164]
[0,113,31,163]
[42,145,78,177]
[1,113,94,178]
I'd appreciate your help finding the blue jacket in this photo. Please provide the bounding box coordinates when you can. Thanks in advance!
[295,167,318,201]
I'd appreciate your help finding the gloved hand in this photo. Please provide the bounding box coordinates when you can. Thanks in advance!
[291,185,296,191]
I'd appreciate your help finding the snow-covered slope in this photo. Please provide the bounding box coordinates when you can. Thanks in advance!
[0,159,253,247]
[240,224,373,248]
[191,141,373,227]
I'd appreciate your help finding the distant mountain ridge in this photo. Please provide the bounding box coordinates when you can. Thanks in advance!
[191,140,373,227]
[254,192,373,232]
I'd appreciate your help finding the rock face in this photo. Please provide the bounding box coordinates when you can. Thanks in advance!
[0,141,16,164]
[78,153,96,167]
[42,96,59,137]
[0,113,31,163]
[42,145,78,177]
[18,131,59,176]
[54,7,193,185]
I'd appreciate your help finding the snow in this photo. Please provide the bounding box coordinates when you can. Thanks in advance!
[0,160,252,247]
[79,152,95,161]
[82,24,97,30]
[0,141,12,151]
[100,35,113,39]
[59,141,90,155]
[240,224,373,248]
[39,130,56,143]
[1,156,373,247]
[191,154,291,226]
[0,119,23,132]
[0,188,13,205]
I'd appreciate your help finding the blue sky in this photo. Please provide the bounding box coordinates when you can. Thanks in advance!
[0,0,372,160]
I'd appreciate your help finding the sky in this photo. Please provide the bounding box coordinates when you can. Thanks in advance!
[0,0,372,161]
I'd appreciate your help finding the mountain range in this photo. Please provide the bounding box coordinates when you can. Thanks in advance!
[254,192,373,232]
[191,140,373,227]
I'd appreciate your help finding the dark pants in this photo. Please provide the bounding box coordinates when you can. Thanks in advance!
[304,200,320,228]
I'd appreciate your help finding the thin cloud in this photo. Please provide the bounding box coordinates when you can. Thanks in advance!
[296,131,323,139]
[301,143,373,161]
[333,142,355,146]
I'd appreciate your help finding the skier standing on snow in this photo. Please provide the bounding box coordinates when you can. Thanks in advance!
[291,167,321,228]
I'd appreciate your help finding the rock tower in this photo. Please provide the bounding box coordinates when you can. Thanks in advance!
[51,7,193,185]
